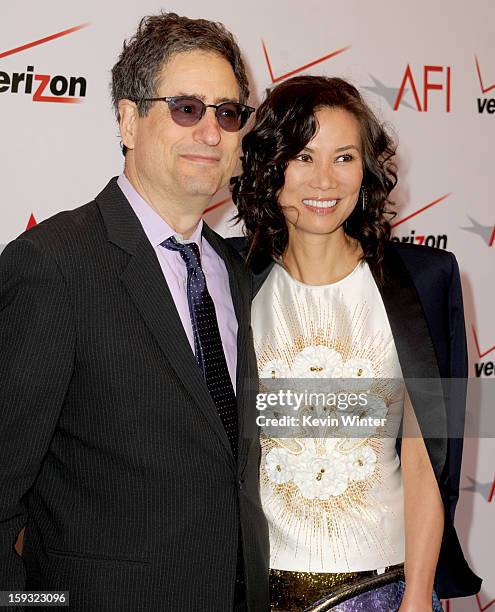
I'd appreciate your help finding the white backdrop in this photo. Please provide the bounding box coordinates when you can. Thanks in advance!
[1,2,493,608]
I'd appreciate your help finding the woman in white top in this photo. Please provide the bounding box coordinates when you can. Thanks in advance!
[230,76,474,611]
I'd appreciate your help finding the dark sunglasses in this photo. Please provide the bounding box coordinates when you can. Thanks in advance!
[138,96,255,132]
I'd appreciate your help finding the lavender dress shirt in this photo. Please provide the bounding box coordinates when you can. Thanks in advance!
[117,174,238,390]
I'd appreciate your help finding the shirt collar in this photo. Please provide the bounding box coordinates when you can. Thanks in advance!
[117,173,203,253]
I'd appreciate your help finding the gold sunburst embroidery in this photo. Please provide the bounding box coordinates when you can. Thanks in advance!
[254,272,404,571]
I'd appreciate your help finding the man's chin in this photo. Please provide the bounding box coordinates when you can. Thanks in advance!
[179,178,224,201]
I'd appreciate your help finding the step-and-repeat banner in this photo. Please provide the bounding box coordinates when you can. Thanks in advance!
[1,1,493,608]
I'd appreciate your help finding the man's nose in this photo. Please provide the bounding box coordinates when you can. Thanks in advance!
[192,108,222,147]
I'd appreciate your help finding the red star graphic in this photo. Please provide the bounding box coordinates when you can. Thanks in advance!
[26,213,37,229]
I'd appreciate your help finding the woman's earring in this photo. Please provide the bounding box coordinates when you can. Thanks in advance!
[360,186,368,211]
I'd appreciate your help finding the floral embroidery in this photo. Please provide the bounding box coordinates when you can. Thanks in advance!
[260,358,291,379]
[265,444,378,498]
[345,445,377,481]
[290,346,343,378]
[265,447,296,484]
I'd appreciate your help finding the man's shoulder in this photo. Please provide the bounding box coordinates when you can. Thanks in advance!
[12,199,104,259]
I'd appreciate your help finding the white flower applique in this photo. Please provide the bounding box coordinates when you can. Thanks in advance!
[291,450,349,500]
[345,445,377,482]
[262,346,385,497]
[291,347,343,378]
[341,357,375,379]
[265,443,379,498]
[339,357,375,392]
[260,358,291,380]
[265,447,296,485]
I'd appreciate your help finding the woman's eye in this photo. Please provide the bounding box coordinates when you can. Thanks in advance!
[295,153,312,162]
[336,154,354,162]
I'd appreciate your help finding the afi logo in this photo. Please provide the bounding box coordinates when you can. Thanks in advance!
[394,65,452,112]
[0,24,89,104]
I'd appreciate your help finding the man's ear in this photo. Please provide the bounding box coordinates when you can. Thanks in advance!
[118,99,139,151]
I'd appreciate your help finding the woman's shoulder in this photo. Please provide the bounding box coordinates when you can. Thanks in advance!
[225,235,274,274]
[225,235,248,256]
[386,240,455,265]
[224,235,276,298]
[385,241,458,281]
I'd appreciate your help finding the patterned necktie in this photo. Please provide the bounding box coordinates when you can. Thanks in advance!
[162,236,238,459]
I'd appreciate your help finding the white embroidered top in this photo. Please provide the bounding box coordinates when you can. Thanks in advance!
[252,261,406,572]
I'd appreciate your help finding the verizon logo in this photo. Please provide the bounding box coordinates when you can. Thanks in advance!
[0,23,89,103]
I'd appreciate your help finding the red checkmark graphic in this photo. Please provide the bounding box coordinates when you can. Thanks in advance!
[476,594,495,611]
[472,326,495,359]
[488,477,495,503]
[262,40,350,84]
[204,197,231,215]
[391,194,450,228]
[475,55,495,95]
[0,23,90,60]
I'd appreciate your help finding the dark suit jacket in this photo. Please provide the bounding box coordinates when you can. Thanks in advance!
[227,237,482,600]
[0,178,269,611]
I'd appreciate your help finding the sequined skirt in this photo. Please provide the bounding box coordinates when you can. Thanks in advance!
[269,565,444,611]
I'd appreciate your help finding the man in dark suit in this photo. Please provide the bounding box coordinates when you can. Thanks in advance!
[0,12,268,611]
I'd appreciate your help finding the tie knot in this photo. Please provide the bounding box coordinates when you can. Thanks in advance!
[162,236,201,270]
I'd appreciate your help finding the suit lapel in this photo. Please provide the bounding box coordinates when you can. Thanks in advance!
[96,178,235,464]
[378,245,447,481]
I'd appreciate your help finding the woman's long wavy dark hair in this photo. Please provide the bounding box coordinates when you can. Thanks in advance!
[231,75,397,284]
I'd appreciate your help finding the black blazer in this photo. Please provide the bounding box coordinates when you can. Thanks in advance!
[227,237,482,600]
[0,178,269,611]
